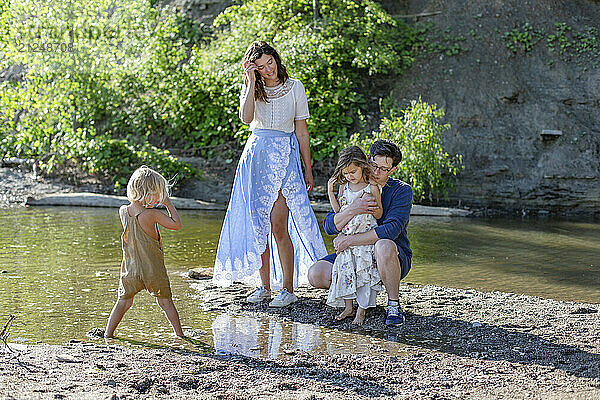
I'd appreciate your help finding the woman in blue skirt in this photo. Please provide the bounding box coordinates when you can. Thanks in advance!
[213,41,327,307]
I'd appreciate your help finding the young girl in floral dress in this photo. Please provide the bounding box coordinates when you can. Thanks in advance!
[326,146,383,325]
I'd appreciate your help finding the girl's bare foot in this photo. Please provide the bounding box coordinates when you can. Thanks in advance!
[336,306,354,321]
[352,307,366,325]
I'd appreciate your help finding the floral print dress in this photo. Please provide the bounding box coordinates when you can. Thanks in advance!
[327,184,382,309]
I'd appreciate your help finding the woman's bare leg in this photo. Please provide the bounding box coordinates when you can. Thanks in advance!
[260,245,271,291]
[270,191,294,293]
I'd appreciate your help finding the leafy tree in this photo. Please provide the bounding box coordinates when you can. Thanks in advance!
[0,0,199,189]
[1,0,424,187]
[351,99,463,202]
[200,0,417,159]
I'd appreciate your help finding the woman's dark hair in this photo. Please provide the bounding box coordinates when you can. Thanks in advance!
[331,146,371,184]
[243,41,289,102]
[369,140,402,166]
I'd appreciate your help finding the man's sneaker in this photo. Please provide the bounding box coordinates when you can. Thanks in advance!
[268,288,298,308]
[385,300,405,326]
[246,286,271,303]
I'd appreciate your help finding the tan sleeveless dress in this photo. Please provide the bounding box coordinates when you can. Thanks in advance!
[118,208,172,299]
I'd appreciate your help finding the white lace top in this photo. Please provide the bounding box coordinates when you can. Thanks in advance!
[240,78,310,133]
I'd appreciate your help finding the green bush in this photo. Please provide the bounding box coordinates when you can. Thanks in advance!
[201,0,418,159]
[1,0,423,186]
[350,99,463,202]
[0,73,198,189]
[82,138,199,190]
[0,0,200,188]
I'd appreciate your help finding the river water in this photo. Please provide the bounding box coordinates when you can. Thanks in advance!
[1,207,598,356]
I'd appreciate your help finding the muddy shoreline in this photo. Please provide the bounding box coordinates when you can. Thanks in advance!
[2,282,599,399]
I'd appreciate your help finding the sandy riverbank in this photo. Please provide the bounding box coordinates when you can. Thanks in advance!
[2,165,598,398]
[2,282,599,399]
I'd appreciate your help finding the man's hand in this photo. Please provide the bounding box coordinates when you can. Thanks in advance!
[348,193,379,215]
[333,233,354,253]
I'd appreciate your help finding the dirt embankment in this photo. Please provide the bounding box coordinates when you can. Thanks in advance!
[391,0,600,215]
[2,282,599,399]
[0,165,112,208]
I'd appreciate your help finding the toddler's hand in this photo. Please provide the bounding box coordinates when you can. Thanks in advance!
[161,188,171,204]
[327,177,337,191]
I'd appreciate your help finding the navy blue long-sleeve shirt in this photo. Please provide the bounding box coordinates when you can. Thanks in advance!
[323,178,413,261]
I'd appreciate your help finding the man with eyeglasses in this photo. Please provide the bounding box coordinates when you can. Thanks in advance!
[308,140,412,326]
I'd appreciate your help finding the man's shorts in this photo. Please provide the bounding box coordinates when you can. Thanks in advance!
[320,247,411,280]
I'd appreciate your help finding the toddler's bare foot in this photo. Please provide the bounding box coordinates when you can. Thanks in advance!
[352,307,366,325]
[336,306,354,321]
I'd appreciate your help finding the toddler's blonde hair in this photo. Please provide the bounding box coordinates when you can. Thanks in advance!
[127,166,169,207]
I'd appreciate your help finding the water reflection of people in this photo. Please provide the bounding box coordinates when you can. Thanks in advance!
[213,41,327,307]
[211,314,322,359]
[210,313,403,358]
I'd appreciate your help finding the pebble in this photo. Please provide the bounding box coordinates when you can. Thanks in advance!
[56,354,82,363]
[86,328,105,338]
[472,322,482,328]
[156,385,169,394]
[184,329,207,338]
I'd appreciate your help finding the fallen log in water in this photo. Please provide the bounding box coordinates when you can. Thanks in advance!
[26,192,471,216]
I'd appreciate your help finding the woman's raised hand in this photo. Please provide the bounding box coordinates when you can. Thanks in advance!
[243,60,257,84]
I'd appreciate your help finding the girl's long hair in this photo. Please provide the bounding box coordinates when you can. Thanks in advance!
[243,41,289,102]
[331,146,371,185]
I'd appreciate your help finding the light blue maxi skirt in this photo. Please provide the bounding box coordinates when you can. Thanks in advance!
[213,129,327,289]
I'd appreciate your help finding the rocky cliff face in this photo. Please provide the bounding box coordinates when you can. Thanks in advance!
[389,0,600,216]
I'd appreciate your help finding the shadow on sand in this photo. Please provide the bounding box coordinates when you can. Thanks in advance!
[252,295,600,380]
